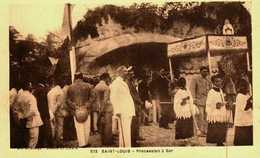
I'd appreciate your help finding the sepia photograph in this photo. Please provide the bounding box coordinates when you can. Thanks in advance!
[8,0,253,149]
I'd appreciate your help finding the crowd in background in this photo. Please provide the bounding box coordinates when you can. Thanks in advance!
[9,64,253,148]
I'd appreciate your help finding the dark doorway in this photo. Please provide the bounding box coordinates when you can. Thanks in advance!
[90,42,169,71]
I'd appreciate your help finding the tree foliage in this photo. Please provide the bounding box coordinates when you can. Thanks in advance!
[73,2,251,41]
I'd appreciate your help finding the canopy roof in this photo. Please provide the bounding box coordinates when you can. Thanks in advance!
[167,35,248,57]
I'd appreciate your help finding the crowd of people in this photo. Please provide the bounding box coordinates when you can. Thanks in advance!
[9,65,253,148]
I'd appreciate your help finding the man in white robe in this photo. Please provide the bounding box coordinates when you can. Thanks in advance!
[110,66,136,147]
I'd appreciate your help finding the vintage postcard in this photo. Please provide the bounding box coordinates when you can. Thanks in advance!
[0,0,260,158]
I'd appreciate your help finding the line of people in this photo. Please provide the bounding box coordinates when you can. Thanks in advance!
[9,65,147,148]
[9,65,253,148]
[173,67,253,146]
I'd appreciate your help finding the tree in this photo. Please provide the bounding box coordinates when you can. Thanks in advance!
[72,2,251,42]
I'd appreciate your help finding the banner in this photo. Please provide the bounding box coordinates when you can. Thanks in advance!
[208,35,248,51]
[167,36,206,57]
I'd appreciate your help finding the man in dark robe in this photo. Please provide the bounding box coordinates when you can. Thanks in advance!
[33,82,53,148]
[138,77,151,125]
[126,70,145,147]
[149,70,171,129]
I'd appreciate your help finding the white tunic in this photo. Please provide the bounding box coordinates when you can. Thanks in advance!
[206,88,232,123]
[234,93,253,126]
[174,89,198,119]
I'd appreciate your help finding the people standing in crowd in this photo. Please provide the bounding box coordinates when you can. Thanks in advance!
[149,71,161,125]
[16,82,43,148]
[149,69,171,128]
[234,79,253,145]
[126,69,145,147]
[66,72,95,147]
[168,77,179,123]
[174,78,198,146]
[54,85,70,147]
[157,69,172,129]
[33,81,53,148]
[93,73,114,146]
[10,88,28,148]
[206,74,232,146]
[47,77,64,147]
[190,66,212,137]
[138,76,152,125]
[110,66,136,147]
[223,75,236,126]
[92,81,101,135]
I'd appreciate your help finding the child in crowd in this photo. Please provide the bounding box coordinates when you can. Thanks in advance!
[174,77,198,146]
[234,79,253,145]
[206,74,232,146]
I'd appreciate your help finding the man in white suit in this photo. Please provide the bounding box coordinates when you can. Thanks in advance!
[110,66,136,147]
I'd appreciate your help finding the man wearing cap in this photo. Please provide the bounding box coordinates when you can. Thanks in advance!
[66,72,95,147]
[110,66,136,147]
[190,66,212,136]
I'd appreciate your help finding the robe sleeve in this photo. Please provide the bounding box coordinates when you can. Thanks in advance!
[110,84,119,115]
[206,90,215,114]
[173,90,182,115]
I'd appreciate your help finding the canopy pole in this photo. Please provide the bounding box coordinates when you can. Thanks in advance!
[246,51,251,71]
[207,50,212,76]
[168,58,174,81]
[206,35,212,76]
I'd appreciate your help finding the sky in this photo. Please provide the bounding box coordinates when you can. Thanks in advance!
[9,1,251,40]
[9,1,170,39]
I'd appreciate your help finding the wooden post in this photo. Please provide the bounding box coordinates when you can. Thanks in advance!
[168,58,174,81]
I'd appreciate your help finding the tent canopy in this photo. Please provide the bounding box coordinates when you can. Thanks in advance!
[167,35,248,57]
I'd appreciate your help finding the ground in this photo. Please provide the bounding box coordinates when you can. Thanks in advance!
[63,123,235,148]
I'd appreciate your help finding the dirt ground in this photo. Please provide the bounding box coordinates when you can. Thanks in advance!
[63,122,235,148]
